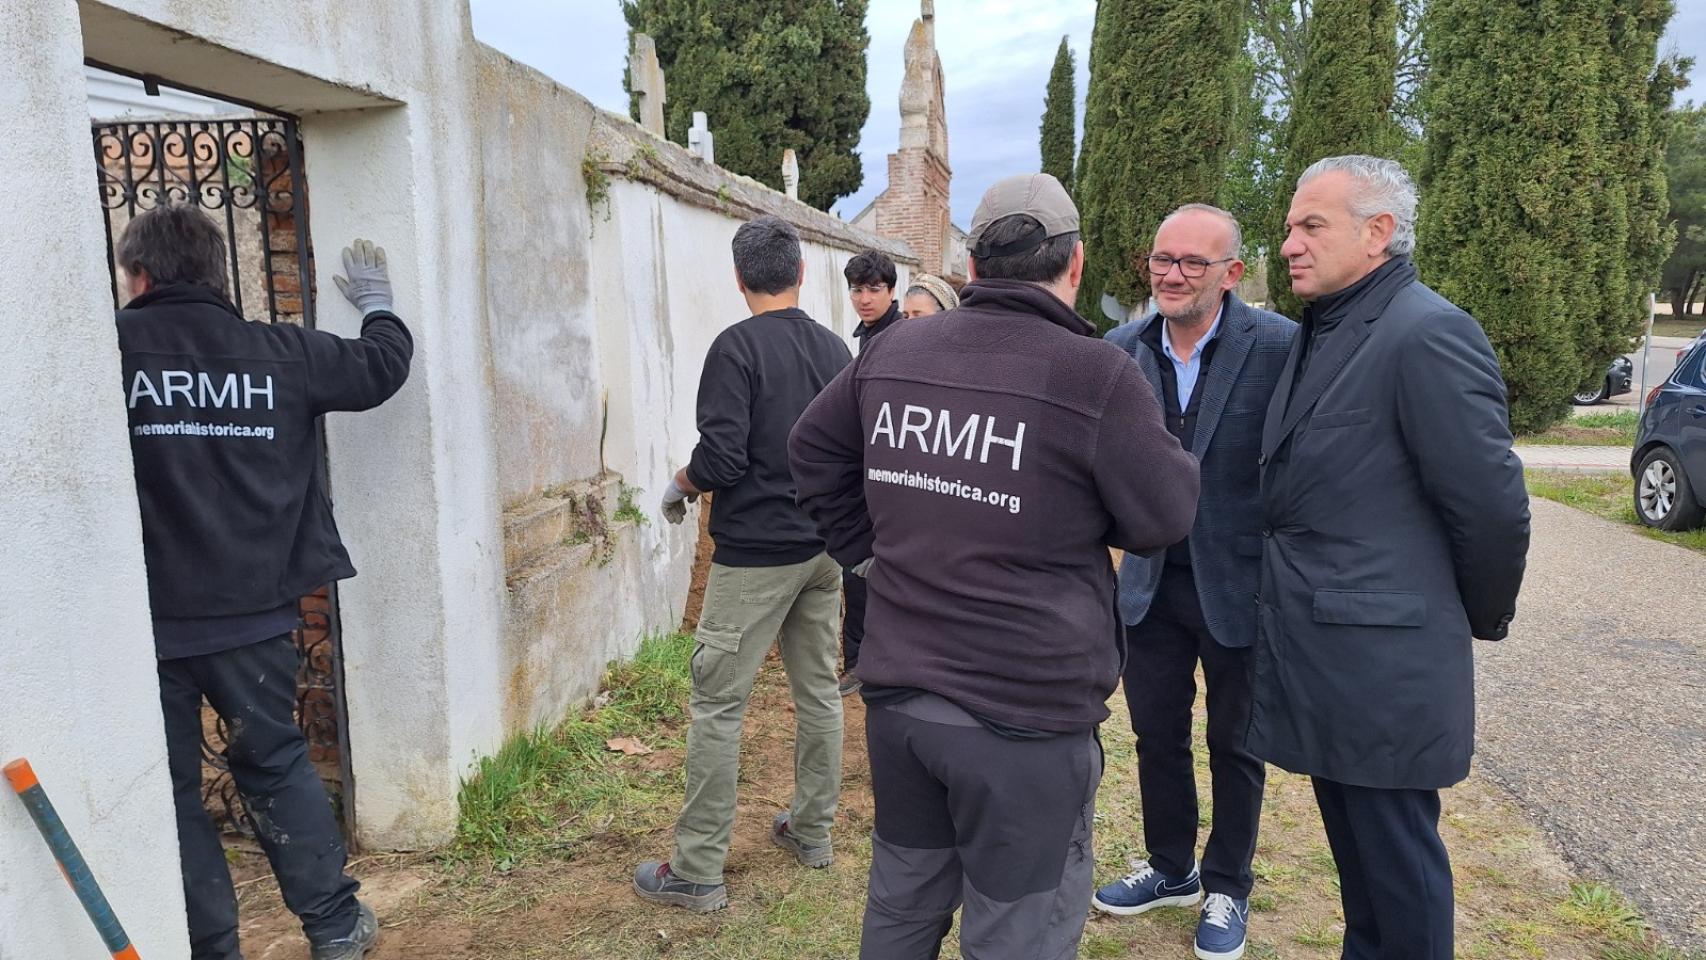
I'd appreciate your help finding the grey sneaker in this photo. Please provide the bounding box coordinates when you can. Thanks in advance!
[310,901,378,960]
[837,670,862,697]
[632,860,729,912]
[771,812,834,868]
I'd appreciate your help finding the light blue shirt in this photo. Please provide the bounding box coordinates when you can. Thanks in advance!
[1160,305,1224,410]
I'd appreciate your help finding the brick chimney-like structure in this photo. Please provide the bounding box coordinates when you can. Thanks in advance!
[873,2,958,284]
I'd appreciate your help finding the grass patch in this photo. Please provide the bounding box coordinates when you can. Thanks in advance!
[1525,470,1706,555]
[1294,922,1344,947]
[1521,411,1640,447]
[1651,317,1703,339]
[613,482,647,526]
[582,154,611,211]
[1559,882,1648,942]
[1554,882,1706,960]
[451,633,692,868]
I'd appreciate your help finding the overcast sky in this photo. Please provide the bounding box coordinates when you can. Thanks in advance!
[469,0,1705,227]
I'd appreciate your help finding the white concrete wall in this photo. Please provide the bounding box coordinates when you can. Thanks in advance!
[599,179,902,492]
[0,5,191,958]
[6,0,916,887]
[73,0,505,851]
[481,51,913,744]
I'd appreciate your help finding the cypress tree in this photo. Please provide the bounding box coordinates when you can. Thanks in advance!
[1075,0,1245,331]
[1419,0,1686,433]
[1267,0,1399,319]
[1596,6,1689,364]
[621,0,871,211]
[1040,37,1077,196]
[1662,106,1706,317]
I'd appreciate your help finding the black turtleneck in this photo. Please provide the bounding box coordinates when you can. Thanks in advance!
[852,300,901,353]
[1295,256,1418,385]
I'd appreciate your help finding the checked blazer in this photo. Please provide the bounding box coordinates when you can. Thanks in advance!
[1105,292,1296,648]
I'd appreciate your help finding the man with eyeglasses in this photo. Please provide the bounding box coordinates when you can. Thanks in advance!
[837,249,901,696]
[1092,204,1294,960]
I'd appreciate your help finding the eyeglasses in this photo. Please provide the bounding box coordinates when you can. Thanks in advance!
[1146,255,1234,279]
[848,284,891,296]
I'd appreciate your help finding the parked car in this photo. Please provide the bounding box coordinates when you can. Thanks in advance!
[1677,326,1706,366]
[1631,340,1706,530]
[1572,356,1634,406]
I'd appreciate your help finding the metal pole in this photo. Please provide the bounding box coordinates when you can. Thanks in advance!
[1639,292,1656,414]
[4,759,142,959]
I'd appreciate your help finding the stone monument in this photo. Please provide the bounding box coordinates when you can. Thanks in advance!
[629,33,666,138]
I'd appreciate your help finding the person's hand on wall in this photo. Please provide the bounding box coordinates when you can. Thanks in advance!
[661,476,698,525]
[334,239,394,315]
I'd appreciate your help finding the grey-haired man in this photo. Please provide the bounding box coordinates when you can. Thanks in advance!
[1255,156,1529,959]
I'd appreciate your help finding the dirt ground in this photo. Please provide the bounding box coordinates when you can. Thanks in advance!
[229,682,1621,959]
[227,519,1648,959]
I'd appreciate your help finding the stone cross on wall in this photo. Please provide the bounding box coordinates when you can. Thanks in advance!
[630,33,667,137]
[688,111,715,164]
[782,149,799,201]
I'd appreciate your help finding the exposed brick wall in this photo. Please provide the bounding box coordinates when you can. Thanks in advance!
[875,147,951,278]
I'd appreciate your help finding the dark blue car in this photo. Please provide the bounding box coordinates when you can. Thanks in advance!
[1632,339,1706,530]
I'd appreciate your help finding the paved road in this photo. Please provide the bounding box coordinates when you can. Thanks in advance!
[1477,497,1706,951]
[1576,335,1694,414]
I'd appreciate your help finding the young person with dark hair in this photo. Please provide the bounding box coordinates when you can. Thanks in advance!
[836,248,901,696]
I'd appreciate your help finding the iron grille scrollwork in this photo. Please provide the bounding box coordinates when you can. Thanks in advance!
[93,113,351,840]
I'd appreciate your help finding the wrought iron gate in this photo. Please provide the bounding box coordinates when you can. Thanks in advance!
[92,114,356,839]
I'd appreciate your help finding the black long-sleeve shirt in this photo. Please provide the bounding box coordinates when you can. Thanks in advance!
[686,307,851,566]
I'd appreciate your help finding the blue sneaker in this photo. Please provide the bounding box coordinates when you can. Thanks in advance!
[1092,858,1203,916]
[1195,893,1249,960]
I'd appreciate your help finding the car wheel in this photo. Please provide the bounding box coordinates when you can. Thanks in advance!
[1572,381,1609,406]
[1634,447,1706,531]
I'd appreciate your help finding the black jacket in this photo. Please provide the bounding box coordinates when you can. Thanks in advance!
[118,284,413,645]
[852,301,900,353]
[1251,258,1530,789]
[790,279,1199,733]
[686,307,851,566]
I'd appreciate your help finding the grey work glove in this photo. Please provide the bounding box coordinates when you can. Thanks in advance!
[850,557,873,578]
[333,239,393,315]
[661,477,698,525]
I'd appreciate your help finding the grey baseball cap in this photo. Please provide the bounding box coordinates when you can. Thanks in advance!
[967,173,1080,258]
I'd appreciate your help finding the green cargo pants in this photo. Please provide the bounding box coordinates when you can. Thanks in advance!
[670,552,845,886]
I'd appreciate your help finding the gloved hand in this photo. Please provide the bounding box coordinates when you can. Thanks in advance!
[661,477,698,525]
[333,239,393,315]
[850,557,873,578]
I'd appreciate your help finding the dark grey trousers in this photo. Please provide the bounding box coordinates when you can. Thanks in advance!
[860,693,1102,960]
[158,634,360,960]
[1313,779,1453,960]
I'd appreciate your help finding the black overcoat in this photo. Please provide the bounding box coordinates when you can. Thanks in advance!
[1250,258,1530,790]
